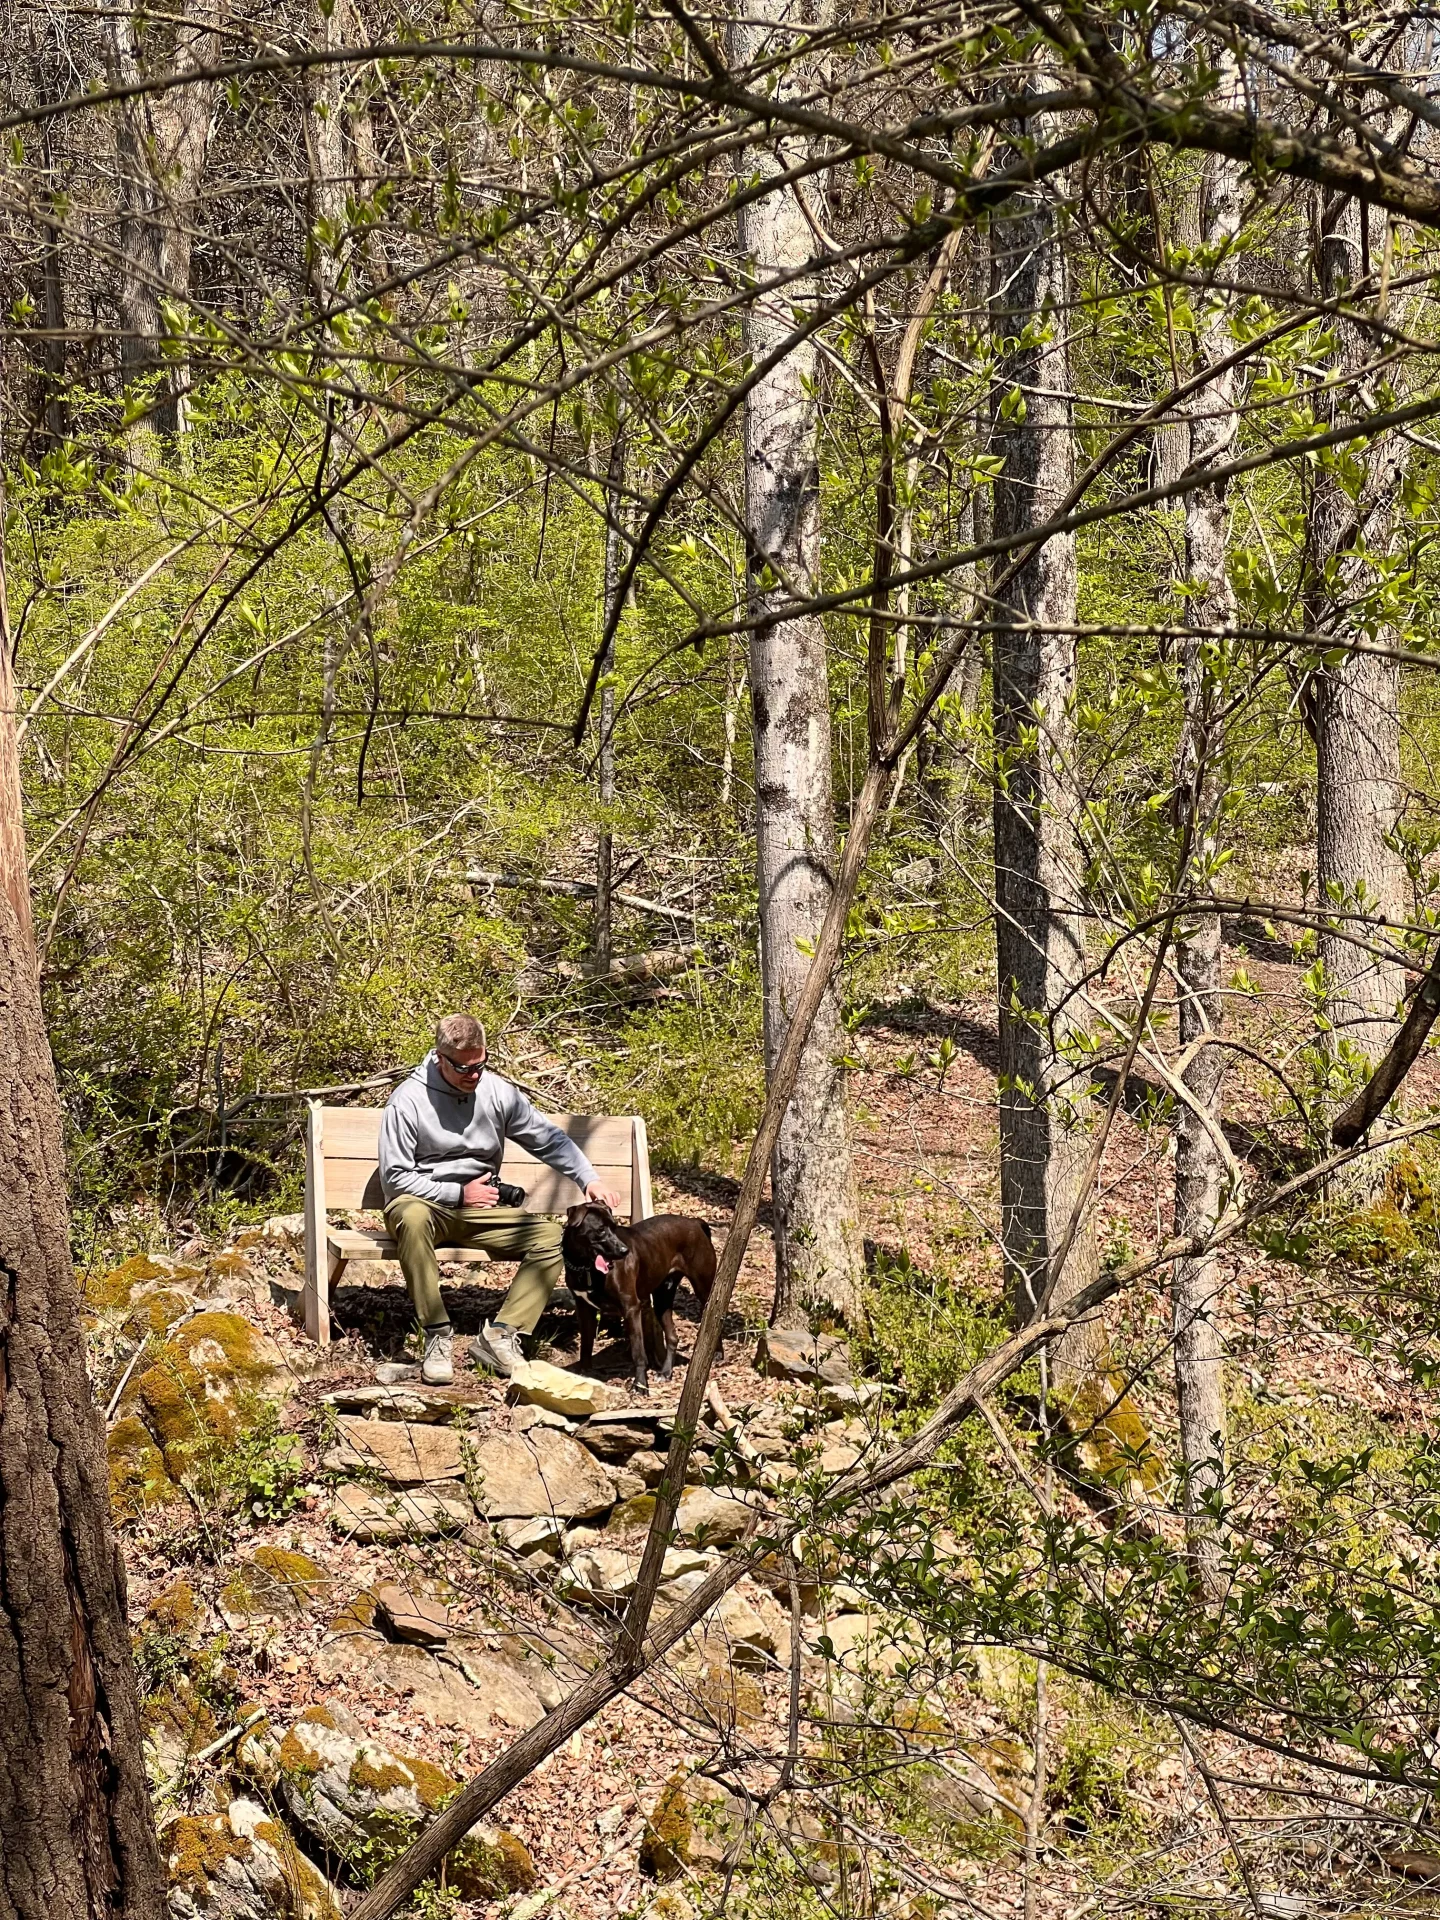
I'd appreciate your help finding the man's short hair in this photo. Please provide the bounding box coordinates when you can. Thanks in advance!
[436,1012,487,1055]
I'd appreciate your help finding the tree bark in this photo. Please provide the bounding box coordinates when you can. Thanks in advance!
[1306,190,1409,1198]
[989,147,1102,1386]
[1172,103,1245,1597]
[731,0,862,1326]
[0,499,163,1917]
[594,426,626,976]
[105,6,217,436]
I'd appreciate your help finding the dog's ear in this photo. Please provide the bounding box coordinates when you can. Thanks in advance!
[565,1203,587,1225]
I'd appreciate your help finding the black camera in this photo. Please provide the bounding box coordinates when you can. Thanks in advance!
[484,1171,527,1208]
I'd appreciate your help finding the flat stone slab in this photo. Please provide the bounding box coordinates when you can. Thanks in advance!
[575,1420,658,1462]
[756,1327,852,1386]
[467,1427,615,1521]
[374,1581,452,1644]
[330,1483,472,1542]
[323,1416,465,1483]
[324,1385,455,1423]
[507,1359,616,1419]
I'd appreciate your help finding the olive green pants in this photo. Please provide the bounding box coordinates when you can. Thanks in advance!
[383,1196,564,1334]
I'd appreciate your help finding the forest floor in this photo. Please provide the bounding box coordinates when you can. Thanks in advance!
[98,928,1440,1920]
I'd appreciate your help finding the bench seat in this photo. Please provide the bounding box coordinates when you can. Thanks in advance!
[326,1225,493,1264]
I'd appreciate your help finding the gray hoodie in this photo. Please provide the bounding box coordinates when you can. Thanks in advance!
[378,1053,597,1208]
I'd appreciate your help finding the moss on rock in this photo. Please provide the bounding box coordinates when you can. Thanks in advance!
[326,1588,379,1636]
[135,1310,285,1481]
[86,1253,184,1312]
[122,1287,196,1341]
[1055,1374,1163,1493]
[450,1828,537,1897]
[167,1812,252,1890]
[640,1773,693,1881]
[145,1578,199,1635]
[108,1417,178,1517]
[222,1547,332,1618]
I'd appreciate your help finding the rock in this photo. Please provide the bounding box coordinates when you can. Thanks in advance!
[145,1680,218,1780]
[676,1487,752,1547]
[201,1250,260,1302]
[891,855,935,894]
[443,1640,550,1728]
[86,1252,204,1315]
[507,1358,615,1419]
[330,1483,472,1542]
[262,1213,306,1246]
[640,1773,693,1881]
[326,1589,379,1636]
[499,1513,566,1555]
[313,1628,545,1735]
[221,1548,332,1623]
[322,1416,465,1483]
[166,1796,341,1920]
[238,1707,534,1889]
[756,1326,852,1386]
[122,1287,199,1341]
[606,1494,657,1532]
[513,1402,577,1433]
[693,1660,766,1733]
[606,1466,649,1502]
[108,1417,180,1516]
[576,1420,657,1462]
[322,1385,454,1423]
[818,1380,882,1415]
[468,1428,615,1521]
[146,1579,200,1636]
[695,1590,778,1667]
[557,1546,637,1606]
[134,1312,288,1480]
[819,1443,862,1475]
[375,1581,452,1644]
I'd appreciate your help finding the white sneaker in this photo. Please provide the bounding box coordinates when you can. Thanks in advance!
[421,1326,455,1386]
[473,1320,524,1378]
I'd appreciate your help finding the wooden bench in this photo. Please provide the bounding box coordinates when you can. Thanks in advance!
[301,1102,653,1343]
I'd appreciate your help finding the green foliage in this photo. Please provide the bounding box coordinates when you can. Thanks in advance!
[217,1404,308,1523]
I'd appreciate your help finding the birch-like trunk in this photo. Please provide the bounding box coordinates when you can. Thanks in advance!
[1307,193,1408,1196]
[105,7,216,436]
[990,158,1102,1386]
[1172,105,1246,1597]
[731,0,862,1325]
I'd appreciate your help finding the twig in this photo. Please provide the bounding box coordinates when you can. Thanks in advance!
[188,1707,268,1770]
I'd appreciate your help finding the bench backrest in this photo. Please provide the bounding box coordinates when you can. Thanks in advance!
[304,1102,653,1223]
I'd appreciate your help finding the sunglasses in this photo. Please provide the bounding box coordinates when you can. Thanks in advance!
[441,1055,486,1079]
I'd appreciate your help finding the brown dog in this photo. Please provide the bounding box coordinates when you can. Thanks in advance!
[561,1203,717,1394]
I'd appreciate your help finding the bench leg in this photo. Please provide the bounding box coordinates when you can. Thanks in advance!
[304,1250,344,1345]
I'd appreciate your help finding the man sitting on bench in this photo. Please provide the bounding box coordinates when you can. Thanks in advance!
[380,1012,620,1384]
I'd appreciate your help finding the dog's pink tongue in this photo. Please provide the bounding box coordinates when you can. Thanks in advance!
[594,1254,610,1274]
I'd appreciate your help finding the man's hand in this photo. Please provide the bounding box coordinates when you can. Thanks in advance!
[461,1175,500,1207]
[585,1180,622,1211]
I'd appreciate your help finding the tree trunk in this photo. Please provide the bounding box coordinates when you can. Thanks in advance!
[989,153,1102,1386]
[0,500,163,1918]
[731,0,862,1326]
[594,426,626,976]
[1307,191,1409,1197]
[106,6,216,436]
[1172,98,1245,1597]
